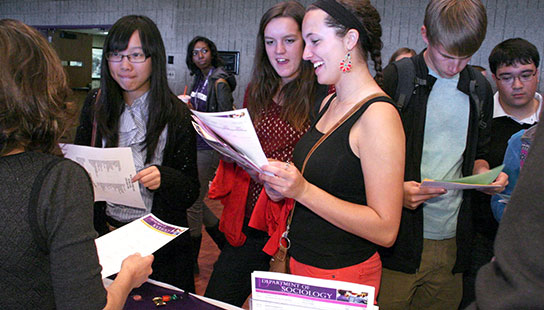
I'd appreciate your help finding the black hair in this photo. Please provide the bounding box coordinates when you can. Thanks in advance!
[97,15,184,164]
[489,38,540,75]
[185,36,223,76]
[312,0,384,86]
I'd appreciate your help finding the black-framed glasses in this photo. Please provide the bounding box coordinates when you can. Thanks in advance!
[106,51,148,63]
[496,71,537,86]
[192,48,209,57]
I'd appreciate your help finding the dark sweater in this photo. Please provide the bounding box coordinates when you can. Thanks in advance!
[0,152,106,310]
[189,66,237,113]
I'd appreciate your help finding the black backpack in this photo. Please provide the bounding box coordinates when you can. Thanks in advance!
[392,57,488,130]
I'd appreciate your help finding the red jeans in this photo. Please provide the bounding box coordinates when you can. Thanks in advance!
[289,251,382,304]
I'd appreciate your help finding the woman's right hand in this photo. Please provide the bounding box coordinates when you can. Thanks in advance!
[403,181,446,210]
[103,253,154,310]
[260,161,308,201]
[118,253,154,289]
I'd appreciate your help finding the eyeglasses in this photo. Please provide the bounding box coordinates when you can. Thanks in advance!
[106,51,148,63]
[192,48,209,56]
[496,71,537,86]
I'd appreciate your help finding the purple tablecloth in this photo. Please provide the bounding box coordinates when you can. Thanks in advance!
[124,282,225,309]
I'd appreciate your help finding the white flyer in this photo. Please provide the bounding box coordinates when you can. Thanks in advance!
[251,271,377,310]
[191,119,264,173]
[95,214,187,278]
[191,108,269,171]
[61,144,145,209]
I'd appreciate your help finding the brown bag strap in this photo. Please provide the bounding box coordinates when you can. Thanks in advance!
[285,92,387,229]
[215,78,228,92]
[91,89,101,147]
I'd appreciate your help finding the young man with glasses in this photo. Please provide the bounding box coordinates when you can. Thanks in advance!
[461,37,541,308]
[491,38,541,124]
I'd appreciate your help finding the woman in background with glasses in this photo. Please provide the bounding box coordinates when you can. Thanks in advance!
[75,15,199,292]
[183,36,235,273]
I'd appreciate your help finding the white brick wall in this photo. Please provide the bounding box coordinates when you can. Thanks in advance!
[1,0,543,105]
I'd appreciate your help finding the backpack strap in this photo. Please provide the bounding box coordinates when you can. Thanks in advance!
[283,92,388,240]
[466,65,488,130]
[393,57,427,111]
[215,78,228,91]
[28,157,64,254]
[215,78,230,96]
[214,78,235,110]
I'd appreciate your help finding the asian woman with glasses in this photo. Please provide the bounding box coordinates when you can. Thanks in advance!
[75,15,199,292]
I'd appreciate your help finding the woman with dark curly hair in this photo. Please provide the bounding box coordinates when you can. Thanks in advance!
[183,36,234,272]
[0,18,153,310]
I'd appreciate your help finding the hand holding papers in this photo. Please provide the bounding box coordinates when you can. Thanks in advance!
[95,214,187,278]
[190,108,270,174]
[61,144,146,209]
[421,165,504,190]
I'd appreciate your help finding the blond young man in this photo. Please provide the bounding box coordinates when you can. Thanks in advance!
[379,1,508,309]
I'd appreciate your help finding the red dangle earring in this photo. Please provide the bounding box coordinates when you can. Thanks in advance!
[340,51,352,72]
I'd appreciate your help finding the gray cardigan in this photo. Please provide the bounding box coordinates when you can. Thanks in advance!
[0,152,107,309]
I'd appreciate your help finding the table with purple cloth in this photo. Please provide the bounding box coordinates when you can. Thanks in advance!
[105,279,243,310]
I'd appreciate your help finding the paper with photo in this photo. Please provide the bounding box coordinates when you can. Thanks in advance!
[421,165,504,190]
[61,143,145,209]
[95,214,187,278]
[251,271,377,310]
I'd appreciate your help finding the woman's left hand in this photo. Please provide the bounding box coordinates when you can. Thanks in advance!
[132,166,161,190]
[260,161,308,201]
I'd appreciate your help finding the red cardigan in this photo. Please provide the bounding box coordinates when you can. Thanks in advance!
[208,160,293,255]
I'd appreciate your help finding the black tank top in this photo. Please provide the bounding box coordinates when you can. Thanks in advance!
[290,95,395,269]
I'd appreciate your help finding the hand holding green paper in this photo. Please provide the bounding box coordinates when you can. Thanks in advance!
[420,165,504,190]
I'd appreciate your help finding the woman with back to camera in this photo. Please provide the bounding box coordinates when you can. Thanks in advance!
[75,15,199,292]
[184,36,235,272]
[260,0,405,297]
[0,19,153,310]
[204,1,327,306]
